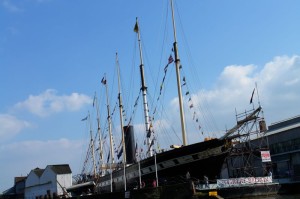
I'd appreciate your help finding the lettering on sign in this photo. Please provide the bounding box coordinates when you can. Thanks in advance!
[217,177,272,188]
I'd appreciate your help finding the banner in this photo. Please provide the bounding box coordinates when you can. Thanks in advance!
[217,177,272,188]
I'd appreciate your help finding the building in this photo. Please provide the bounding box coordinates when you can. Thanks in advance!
[24,164,72,199]
[267,115,300,181]
[14,177,26,199]
[2,177,26,199]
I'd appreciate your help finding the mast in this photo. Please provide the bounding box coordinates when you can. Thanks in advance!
[116,53,126,164]
[134,18,152,156]
[170,0,187,146]
[88,111,97,177]
[102,75,114,192]
[94,93,103,176]
[104,76,114,164]
[116,52,127,191]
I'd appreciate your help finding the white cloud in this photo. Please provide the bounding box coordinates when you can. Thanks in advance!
[14,89,92,117]
[0,114,31,141]
[207,55,299,127]
[166,55,300,142]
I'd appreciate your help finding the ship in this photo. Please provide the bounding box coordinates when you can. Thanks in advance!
[72,0,235,196]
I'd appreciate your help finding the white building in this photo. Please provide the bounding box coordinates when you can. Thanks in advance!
[25,164,72,199]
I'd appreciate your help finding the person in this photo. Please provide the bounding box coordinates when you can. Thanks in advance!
[204,175,209,188]
[186,171,191,180]
[152,179,157,187]
[268,170,272,178]
[141,181,145,188]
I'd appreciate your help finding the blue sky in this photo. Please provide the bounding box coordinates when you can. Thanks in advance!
[1,0,300,192]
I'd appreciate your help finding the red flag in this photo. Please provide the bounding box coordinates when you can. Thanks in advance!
[168,55,174,64]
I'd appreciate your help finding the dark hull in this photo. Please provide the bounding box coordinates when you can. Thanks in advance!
[217,183,280,198]
[96,138,230,193]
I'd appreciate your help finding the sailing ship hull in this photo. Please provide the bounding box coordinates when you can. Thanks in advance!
[96,138,230,193]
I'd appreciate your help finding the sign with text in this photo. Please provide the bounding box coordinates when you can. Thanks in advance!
[261,150,271,162]
[217,177,272,188]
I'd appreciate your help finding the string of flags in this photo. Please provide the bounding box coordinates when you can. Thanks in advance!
[156,54,174,102]
[181,73,202,133]
[127,90,141,126]
[151,51,174,120]
[110,101,118,117]
[139,53,174,153]
[81,141,94,174]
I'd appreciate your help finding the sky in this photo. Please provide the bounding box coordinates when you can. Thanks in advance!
[1,0,300,192]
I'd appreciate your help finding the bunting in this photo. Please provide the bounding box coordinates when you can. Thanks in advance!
[147,123,153,138]
[155,52,174,110]
[150,139,154,148]
[103,134,107,144]
[180,65,203,132]
[112,136,118,155]
[168,55,174,64]
[127,90,141,126]
[117,147,123,159]
[111,102,118,117]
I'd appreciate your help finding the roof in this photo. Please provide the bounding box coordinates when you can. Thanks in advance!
[2,186,15,195]
[14,176,27,183]
[33,168,45,177]
[49,164,72,174]
[269,115,300,131]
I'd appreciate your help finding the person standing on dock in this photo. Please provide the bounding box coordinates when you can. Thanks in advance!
[186,171,191,180]
[268,170,272,178]
[186,171,195,194]
[152,179,157,188]
[204,175,209,188]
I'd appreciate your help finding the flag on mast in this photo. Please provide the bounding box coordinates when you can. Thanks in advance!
[101,76,106,85]
[81,116,88,121]
[168,55,174,64]
[134,21,139,33]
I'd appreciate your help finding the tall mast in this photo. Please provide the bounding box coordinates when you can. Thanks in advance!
[116,52,127,191]
[103,75,114,164]
[116,53,126,164]
[170,0,187,146]
[134,18,152,156]
[94,93,103,176]
[88,111,97,177]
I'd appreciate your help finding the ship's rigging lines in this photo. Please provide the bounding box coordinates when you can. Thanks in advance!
[78,0,230,182]
[79,43,221,181]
